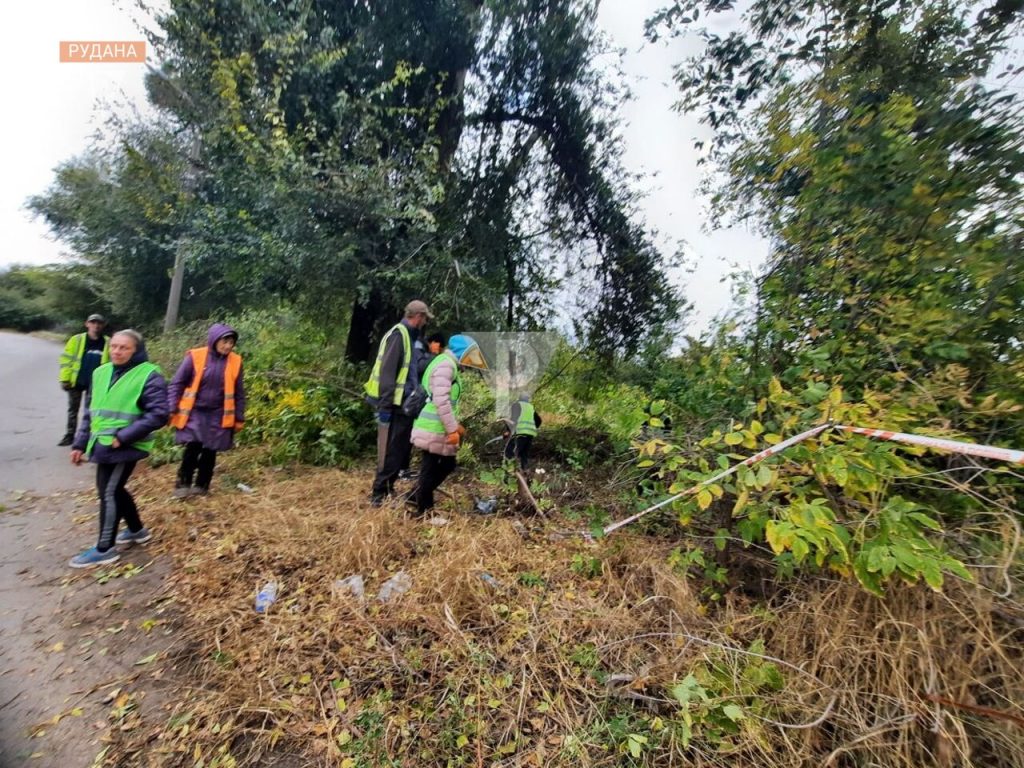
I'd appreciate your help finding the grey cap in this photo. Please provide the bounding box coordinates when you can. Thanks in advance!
[86,314,106,323]
[404,299,434,320]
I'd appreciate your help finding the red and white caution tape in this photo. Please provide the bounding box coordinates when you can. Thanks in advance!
[602,424,831,536]
[833,425,1024,466]
[602,422,1023,536]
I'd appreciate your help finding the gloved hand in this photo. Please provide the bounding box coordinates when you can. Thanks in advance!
[456,424,467,437]
[445,431,461,446]
[378,410,392,425]
[61,382,72,391]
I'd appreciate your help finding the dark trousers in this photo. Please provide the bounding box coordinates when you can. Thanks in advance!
[65,388,84,438]
[178,441,218,489]
[371,411,414,497]
[413,452,457,514]
[96,461,141,551]
[504,435,534,470]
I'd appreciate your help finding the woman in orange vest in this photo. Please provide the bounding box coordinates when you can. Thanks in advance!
[167,323,245,497]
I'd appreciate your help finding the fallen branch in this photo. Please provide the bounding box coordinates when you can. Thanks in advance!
[515,470,544,516]
[923,693,1024,728]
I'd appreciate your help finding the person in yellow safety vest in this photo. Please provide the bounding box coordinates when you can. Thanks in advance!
[503,393,542,470]
[68,330,169,568]
[365,299,433,506]
[58,313,110,446]
[406,334,488,517]
[167,323,246,498]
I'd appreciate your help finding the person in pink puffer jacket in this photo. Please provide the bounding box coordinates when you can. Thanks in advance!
[408,334,487,516]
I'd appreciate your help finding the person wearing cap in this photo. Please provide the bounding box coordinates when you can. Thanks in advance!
[58,313,110,446]
[365,300,433,505]
[407,334,488,516]
[167,323,246,497]
[503,393,542,470]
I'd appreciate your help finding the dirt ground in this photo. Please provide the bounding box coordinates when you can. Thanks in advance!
[0,486,176,768]
[0,332,178,768]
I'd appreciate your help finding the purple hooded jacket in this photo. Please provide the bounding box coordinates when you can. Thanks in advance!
[167,323,246,452]
[72,341,169,464]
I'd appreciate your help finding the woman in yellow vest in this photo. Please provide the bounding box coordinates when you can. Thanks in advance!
[407,334,488,516]
[68,330,169,568]
[167,323,246,497]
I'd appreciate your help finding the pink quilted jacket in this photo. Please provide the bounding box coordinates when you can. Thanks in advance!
[411,353,461,456]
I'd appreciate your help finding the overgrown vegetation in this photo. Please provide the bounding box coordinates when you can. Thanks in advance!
[20,0,1024,765]
[147,311,376,467]
[95,460,1022,767]
[0,263,108,331]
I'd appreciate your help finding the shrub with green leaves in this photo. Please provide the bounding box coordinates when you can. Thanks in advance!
[151,309,375,466]
[636,376,1015,595]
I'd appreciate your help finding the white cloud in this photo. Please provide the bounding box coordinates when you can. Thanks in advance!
[596,0,768,335]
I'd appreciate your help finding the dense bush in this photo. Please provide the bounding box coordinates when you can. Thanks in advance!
[149,310,375,467]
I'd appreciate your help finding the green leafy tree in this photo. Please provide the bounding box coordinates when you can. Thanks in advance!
[138,0,682,356]
[651,0,1024,434]
[631,0,1024,599]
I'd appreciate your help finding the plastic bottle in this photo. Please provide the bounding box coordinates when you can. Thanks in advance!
[237,483,254,493]
[474,497,498,515]
[377,571,412,603]
[255,581,279,613]
[478,572,501,589]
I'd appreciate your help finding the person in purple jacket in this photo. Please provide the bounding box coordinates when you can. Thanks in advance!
[167,323,246,498]
[69,329,169,568]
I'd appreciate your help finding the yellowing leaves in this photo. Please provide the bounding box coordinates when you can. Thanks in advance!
[696,489,714,510]
[732,490,750,516]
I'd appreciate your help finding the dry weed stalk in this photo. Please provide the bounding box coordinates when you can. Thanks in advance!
[101,456,1022,768]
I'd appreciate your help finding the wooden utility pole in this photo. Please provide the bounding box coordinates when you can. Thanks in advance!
[162,133,201,333]
[163,239,187,333]
[149,63,201,334]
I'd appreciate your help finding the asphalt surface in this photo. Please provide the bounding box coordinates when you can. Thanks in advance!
[0,332,91,502]
[0,332,172,767]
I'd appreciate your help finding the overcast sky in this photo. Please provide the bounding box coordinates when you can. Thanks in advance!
[0,0,766,334]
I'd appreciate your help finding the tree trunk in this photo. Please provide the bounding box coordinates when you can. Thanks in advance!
[506,250,515,329]
[345,289,385,363]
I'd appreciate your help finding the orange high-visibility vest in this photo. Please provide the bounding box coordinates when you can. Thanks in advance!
[169,347,243,429]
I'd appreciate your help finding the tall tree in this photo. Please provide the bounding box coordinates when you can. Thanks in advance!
[147,0,682,357]
[33,1,683,355]
[651,0,1024,425]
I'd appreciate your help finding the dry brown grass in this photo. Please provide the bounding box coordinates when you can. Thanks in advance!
[108,454,1024,767]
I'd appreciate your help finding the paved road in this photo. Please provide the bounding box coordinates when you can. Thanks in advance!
[0,331,159,767]
[0,332,91,502]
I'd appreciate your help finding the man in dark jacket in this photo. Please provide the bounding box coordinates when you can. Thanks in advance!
[58,313,110,445]
[69,330,168,568]
[364,300,433,505]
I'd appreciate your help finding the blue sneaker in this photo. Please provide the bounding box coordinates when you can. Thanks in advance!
[68,547,120,569]
[115,527,153,546]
